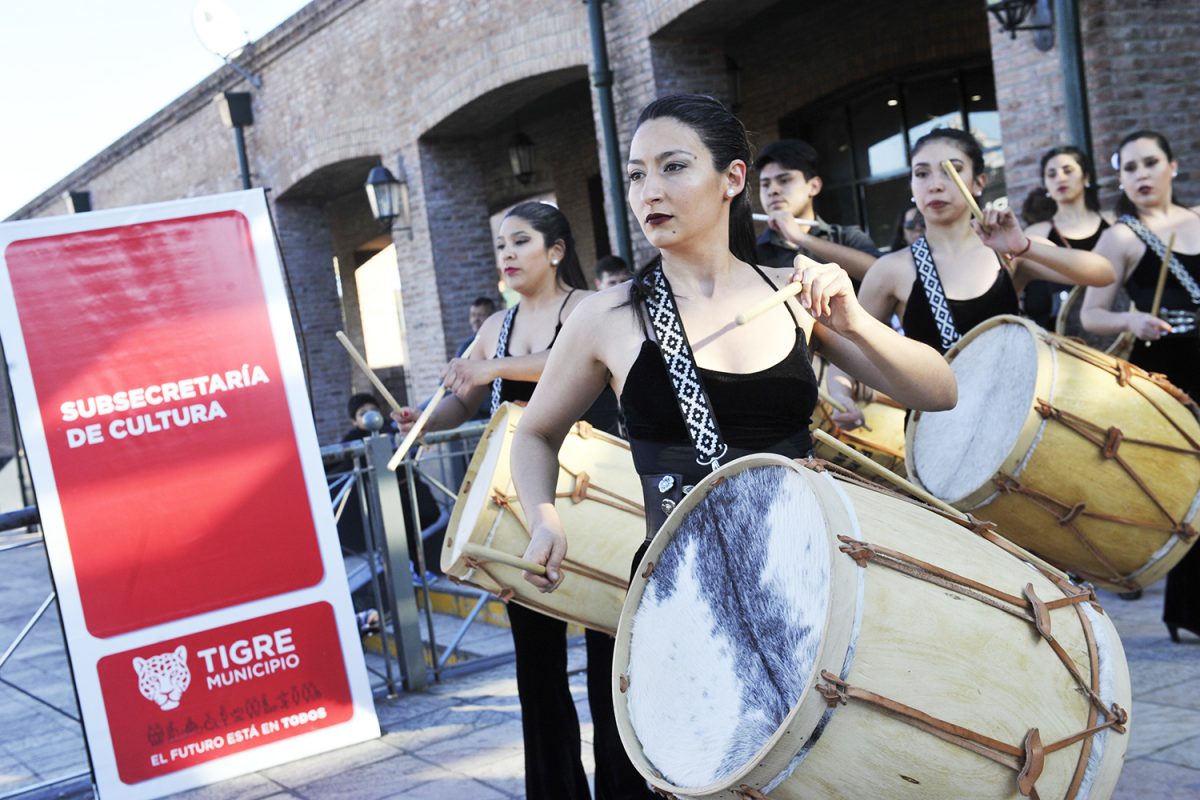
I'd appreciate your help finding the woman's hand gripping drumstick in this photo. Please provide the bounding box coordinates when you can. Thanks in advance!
[1145,233,1177,346]
[735,281,804,325]
[736,255,860,332]
[941,159,1017,268]
[385,336,479,471]
[461,543,547,576]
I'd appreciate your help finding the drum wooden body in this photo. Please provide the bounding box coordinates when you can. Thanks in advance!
[442,403,644,634]
[907,315,1200,591]
[1056,285,1134,360]
[613,455,1130,799]
[813,383,907,477]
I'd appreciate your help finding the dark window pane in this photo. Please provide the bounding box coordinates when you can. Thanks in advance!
[862,177,912,249]
[849,87,907,179]
[964,66,1005,206]
[815,183,859,228]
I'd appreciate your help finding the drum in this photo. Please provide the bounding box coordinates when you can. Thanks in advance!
[613,454,1130,799]
[1055,285,1134,360]
[907,315,1200,592]
[442,402,644,635]
[812,381,907,478]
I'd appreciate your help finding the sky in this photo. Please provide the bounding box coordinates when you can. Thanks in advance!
[0,0,313,219]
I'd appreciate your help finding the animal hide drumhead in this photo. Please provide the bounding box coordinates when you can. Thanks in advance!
[625,464,830,789]
[910,321,1038,503]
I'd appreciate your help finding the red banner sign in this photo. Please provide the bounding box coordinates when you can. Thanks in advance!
[0,191,379,799]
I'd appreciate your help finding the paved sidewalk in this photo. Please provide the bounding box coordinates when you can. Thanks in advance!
[3,532,1199,799]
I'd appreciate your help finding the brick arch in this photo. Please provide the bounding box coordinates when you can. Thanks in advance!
[412,23,590,139]
[643,0,778,38]
[271,125,389,202]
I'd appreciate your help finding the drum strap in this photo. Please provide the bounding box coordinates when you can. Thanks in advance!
[1119,215,1200,305]
[489,306,518,415]
[910,236,961,352]
[644,264,729,470]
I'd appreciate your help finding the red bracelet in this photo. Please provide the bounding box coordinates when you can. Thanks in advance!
[1012,237,1033,258]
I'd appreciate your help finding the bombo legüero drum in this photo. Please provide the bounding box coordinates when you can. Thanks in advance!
[907,314,1200,591]
[614,454,1130,799]
[442,402,645,634]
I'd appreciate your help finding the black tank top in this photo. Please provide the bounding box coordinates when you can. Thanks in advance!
[620,266,817,483]
[1125,245,1200,398]
[1023,219,1110,331]
[901,257,1020,354]
[495,291,621,434]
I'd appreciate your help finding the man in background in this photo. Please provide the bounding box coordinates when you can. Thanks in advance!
[755,138,881,281]
[594,255,632,289]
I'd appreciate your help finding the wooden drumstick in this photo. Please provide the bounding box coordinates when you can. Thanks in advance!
[336,330,403,413]
[752,213,821,226]
[736,281,803,325]
[387,334,481,470]
[1149,233,1177,319]
[387,387,445,470]
[461,543,548,576]
[940,160,985,223]
[812,429,967,520]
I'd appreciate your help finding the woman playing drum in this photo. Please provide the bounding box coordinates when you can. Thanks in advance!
[392,202,652,800]
[825,129,1114,426]
[1081,130,1200,643]
[1023,146,1111,331]
[508,94,956,587]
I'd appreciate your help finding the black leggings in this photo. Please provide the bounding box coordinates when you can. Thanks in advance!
[507,602,655,800]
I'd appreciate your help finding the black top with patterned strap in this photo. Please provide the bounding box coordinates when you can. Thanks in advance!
[621,262,817,485]
[901,236,1019,354]
[488,290,620,434]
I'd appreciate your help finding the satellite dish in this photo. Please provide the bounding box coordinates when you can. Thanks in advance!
[192,0,250,60]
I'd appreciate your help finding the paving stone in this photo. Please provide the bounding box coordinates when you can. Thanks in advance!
[1112,755,1200,800]
[380,705,518,752]
[1124,700,1200,760]
[1145,733,1200,771]
[261,739,401,788]
[384,773,510,799]
[290,751,441,799]
[173,772,290,800]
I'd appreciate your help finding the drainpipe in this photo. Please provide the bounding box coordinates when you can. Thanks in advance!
[585,0,633,265]
[1055,0,1093,161]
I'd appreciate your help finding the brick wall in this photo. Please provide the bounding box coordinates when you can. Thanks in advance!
[1082,0,1200,208]
[271,198,350,442]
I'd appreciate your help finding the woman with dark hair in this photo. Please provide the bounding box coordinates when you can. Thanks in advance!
[392,201,646,800]
[1022,146,1111,330]
[824,128,1114,426]
[508,93,956,591]
[1081,129,1200,643]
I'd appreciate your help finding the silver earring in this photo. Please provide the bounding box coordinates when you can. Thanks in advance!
[551,259,559,266]
[727,189,736,197]
[910,197,915,203]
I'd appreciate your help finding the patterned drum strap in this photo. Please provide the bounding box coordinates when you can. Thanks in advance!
[644,265,728,470]
[910,236,961,352]
[1119,215,1200,305]
[489,306,518,415]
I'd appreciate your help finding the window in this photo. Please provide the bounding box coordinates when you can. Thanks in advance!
[780,64,1005,249]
